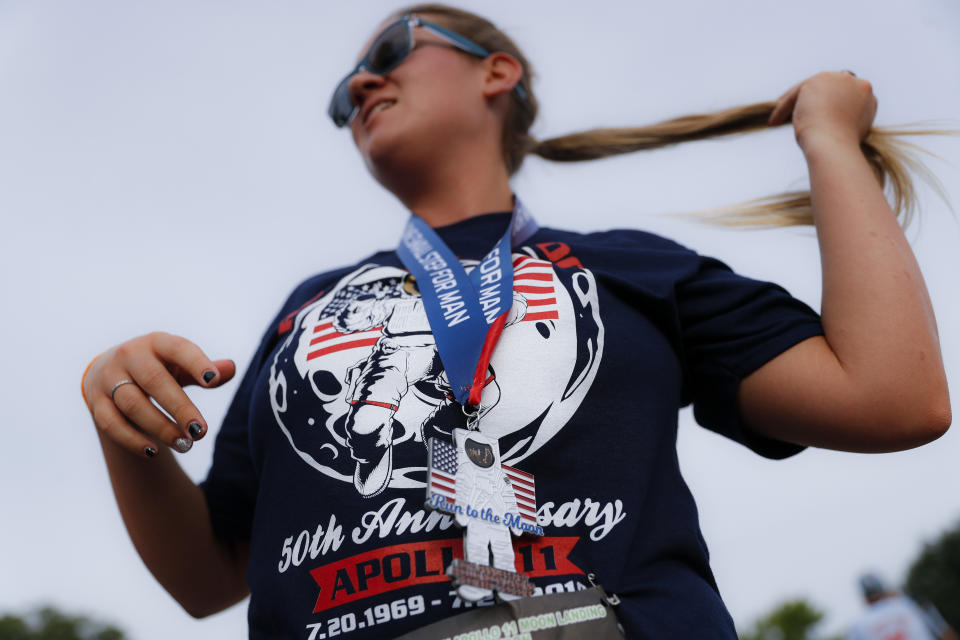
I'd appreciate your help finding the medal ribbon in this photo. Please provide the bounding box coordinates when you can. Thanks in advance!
[395,197,538,408]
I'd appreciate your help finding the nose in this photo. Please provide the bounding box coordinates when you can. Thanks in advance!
[348,68,387,112]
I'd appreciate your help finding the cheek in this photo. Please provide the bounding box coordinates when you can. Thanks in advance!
[402,58,486,126]
[411,84,487,140]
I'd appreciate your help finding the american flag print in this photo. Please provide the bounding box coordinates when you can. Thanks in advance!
[426,438,458,508]
[306,320,382,361]
[503,464,537,529]
[512,255,560,323]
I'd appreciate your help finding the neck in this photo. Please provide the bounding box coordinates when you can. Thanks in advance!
[375,149,514,228]
[411,177,514,228]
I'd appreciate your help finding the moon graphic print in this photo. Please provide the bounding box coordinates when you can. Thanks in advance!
[267,250,604,497]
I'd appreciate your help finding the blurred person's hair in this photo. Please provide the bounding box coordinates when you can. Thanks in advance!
[859,572,888,599]
[393,3,957,229]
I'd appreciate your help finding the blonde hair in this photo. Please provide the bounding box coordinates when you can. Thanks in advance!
[397,4,957,228]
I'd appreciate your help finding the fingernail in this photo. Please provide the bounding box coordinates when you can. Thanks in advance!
[202,370,216,384]
[188,422,203,440]
[174,437,193,453]
[145,446,158,458]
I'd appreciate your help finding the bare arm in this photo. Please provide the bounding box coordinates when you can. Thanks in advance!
[84,334,249,617]
[97,433,250,616]
[739,72,951,452]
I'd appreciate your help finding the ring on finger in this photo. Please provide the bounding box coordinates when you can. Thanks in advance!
[110,379,137,403]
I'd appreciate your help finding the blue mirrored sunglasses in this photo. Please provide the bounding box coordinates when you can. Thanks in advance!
[328,13,528,127]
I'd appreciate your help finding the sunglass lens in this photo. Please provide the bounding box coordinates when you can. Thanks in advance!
[327,19,410,127]
[328,78,355,127]
[367,21,410,73]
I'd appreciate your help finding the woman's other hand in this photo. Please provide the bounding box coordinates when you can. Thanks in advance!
[767,70,878,151]
[82,332,236,459]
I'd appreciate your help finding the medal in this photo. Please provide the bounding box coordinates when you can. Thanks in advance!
[426,428,541,601]
[396,197,542,600]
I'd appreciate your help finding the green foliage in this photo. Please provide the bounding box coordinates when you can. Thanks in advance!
[0,606,126,640]
[905,518,960,630]
[0,615,32,640]
[739,599,842,640]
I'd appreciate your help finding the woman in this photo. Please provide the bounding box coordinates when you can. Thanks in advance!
[80,4,951,638]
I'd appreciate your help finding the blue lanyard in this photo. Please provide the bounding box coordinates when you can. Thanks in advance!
[395,197,538,408]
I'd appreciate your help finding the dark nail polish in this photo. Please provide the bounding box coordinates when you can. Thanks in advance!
[145,446,158,458]
[202,370,216,384]
[188,422,203,439]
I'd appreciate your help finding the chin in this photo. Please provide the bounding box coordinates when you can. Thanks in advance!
[362,134,400,171]
[360,118,405,167]
[363,128,433,187]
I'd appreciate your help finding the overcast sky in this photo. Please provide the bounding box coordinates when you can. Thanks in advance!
[2,1,959,638]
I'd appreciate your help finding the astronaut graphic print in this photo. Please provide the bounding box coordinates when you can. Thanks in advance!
[267,249,605,498]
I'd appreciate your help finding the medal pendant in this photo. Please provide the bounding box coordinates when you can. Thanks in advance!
[425,428,541,601]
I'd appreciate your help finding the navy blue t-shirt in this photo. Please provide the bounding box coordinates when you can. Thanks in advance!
[200,212,823,639]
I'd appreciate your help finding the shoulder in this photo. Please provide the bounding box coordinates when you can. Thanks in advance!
[527,225,726,289]
[530,226,699,268]
[533,226,695,255]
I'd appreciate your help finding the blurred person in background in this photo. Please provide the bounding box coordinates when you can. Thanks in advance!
[848,573,958,640]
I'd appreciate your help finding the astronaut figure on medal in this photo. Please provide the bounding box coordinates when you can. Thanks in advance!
[426,427,539,602]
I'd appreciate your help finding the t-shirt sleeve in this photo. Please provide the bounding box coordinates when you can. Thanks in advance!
[198,269,346,540]
[198,304,286,541]
[676,252,824,459]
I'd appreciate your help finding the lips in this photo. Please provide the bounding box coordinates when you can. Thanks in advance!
[361,97,397,126]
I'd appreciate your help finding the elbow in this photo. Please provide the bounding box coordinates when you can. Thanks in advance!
[178,594,223,619]
[182,603,214,621]
[180,595,241,620]
[174,582,249,619]
[913,375,952,445]
[170,536,250,619]
[881,383,952,450]
[917,397,952,444]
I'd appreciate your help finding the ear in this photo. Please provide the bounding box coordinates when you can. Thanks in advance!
[480,51,524,100]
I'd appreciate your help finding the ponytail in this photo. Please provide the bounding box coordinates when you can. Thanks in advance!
[526,102,957,228]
